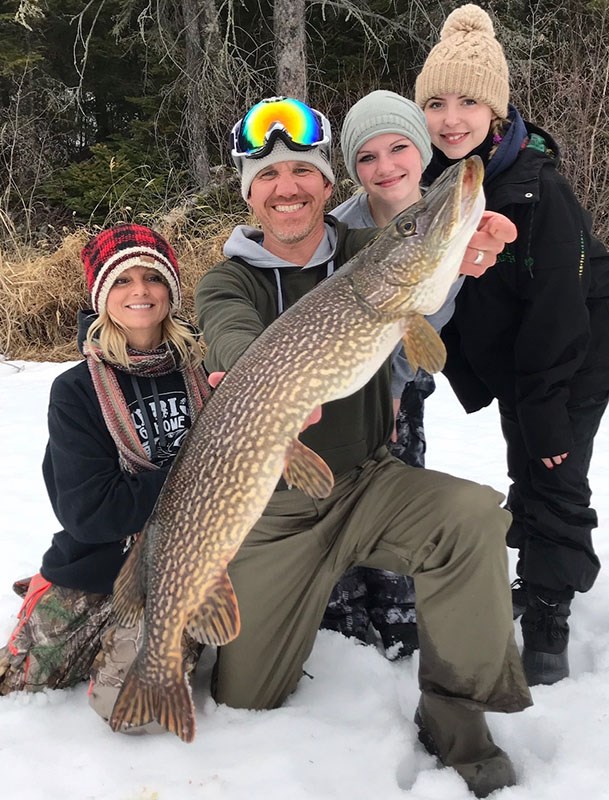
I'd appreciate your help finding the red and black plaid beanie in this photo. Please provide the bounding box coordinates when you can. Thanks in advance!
[81,224,181,314]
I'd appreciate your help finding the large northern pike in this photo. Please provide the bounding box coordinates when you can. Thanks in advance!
[109,156,485,742]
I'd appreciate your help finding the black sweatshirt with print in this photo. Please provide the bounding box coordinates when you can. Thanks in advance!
[40,356,194,594]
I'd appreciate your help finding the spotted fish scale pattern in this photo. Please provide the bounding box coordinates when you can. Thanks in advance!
[109,157,485,741]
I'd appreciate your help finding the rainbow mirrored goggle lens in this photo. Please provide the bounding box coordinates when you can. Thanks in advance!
[230,97,331,161]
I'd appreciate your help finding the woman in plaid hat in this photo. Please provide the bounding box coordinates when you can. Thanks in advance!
[415,3,609,688]
[0,224,209,731]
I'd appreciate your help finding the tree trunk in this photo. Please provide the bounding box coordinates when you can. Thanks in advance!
[274,0,307,101]
[181,0,212,188]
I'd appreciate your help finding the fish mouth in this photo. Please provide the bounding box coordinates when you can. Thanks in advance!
[385,155,485,284]
[420,155,484,243]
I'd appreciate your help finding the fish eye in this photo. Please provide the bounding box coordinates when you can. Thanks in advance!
[397,217,416,237]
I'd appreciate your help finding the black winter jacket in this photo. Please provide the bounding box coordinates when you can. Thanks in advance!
[435,119,609,458]
[40,330,196,593]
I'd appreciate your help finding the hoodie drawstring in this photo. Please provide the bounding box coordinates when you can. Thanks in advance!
[272,261,335,316]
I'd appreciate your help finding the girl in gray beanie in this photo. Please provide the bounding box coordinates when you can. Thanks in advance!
[333,90,432,228]
[322,90,459,663]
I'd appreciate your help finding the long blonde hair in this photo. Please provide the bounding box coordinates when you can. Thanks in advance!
[86,311,203,369]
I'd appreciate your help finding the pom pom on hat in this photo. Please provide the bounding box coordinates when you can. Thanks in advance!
[415,4,510,119]
[340,90,432,184]
[82,224,181,315]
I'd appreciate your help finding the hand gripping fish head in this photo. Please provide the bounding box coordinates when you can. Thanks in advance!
[346,155,485,373]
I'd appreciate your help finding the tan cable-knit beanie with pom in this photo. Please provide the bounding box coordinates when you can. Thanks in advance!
[415,4,509,119]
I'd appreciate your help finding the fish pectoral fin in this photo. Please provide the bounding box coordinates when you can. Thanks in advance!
[402,315,447,374]
[283,439,335,499]
[112,529,146,626]
[185,572,240,646]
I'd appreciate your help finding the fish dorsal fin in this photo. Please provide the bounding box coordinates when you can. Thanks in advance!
[112,530,147,627]
[283,438,335,498]
[185,571,240,646]
[402,315,447,374]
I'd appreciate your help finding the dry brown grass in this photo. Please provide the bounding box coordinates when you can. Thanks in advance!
[0,213,247,362]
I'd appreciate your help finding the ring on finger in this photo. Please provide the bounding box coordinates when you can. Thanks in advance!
[473,249,484,265]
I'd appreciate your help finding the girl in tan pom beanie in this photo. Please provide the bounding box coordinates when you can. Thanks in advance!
[415,3,509,121]
[416,3,512,165]
[414,3,609,698]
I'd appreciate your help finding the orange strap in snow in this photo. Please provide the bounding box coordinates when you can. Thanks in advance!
[8,572,52,656]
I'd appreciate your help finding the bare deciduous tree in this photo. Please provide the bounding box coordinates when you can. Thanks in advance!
[503,1,609,239]
[274,0,307,100]
[181,0,213,186]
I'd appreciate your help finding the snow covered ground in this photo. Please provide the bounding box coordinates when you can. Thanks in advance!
[1,361,608,800]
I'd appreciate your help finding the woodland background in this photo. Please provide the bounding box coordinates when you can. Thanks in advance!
[1,0,608,360]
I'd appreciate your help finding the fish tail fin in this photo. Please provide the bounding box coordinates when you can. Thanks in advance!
[156,680,196,743]
[109,659,195,743]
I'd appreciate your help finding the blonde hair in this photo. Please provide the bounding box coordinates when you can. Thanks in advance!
[86,312,203,369]
[488,117,510,161]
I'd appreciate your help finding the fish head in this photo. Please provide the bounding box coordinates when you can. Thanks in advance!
[349,155,485,317]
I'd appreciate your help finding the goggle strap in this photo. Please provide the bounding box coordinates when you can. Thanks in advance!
[243,129,324,159]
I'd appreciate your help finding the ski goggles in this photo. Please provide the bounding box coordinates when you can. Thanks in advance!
[230,97,332,169]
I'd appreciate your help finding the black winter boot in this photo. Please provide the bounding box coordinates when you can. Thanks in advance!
[414,693,517,798]
[511,578,528,620]
[520,586,571,686]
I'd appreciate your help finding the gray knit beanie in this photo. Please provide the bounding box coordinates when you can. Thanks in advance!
[415,4,509,119]
[340,90,432,185]
[240,140,335,201]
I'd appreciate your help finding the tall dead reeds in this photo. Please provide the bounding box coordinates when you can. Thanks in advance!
[0,213,244,361]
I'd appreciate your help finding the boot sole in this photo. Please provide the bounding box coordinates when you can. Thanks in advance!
[414,708,517,798]
[414,708,440,757]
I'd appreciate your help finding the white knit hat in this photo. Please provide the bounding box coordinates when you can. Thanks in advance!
[239,140,335,201]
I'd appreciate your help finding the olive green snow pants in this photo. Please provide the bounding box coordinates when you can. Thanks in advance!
[215,448,532,714]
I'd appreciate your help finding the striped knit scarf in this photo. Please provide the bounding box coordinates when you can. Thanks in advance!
[84,342,210,474]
